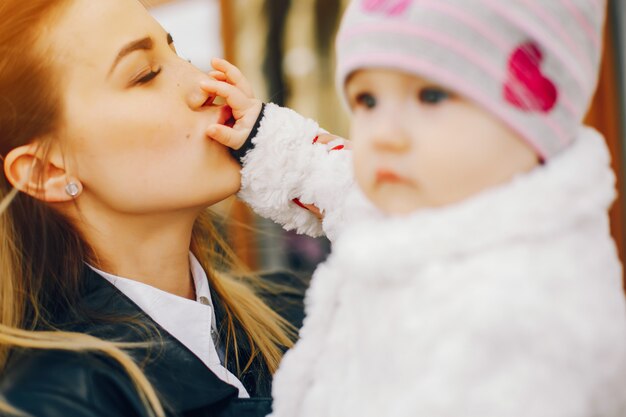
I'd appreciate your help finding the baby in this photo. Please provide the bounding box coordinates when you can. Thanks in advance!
[207,0,626,415]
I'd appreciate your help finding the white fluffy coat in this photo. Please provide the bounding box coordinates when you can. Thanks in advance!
[239,104,626,417]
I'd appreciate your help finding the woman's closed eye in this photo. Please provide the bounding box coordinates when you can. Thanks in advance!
[418,87,451,105]
[131,66,162,86]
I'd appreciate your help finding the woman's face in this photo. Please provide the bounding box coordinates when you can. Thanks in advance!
[49,0,240,216]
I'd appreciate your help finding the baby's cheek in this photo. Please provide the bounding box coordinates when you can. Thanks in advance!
[351,148,378,204]
[351,142,370,175]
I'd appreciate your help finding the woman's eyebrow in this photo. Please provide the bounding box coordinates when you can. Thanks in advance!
[108,36,154,77]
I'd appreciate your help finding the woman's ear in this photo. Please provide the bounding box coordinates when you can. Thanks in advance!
[3,143,82,203]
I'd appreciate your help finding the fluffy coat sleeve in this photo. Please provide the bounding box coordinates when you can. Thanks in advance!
[237,103,355,240]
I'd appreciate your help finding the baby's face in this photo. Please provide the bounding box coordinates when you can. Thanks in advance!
[346,69,539,215]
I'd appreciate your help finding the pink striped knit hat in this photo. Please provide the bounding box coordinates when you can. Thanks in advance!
[336,0,607,160]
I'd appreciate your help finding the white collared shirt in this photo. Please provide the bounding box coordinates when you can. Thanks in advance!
[88,254,250,398]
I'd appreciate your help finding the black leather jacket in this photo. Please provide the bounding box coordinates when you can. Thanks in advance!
[1,267,305,417]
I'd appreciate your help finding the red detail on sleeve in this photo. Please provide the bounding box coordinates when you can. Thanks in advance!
[292,198,310,211]
[330,145,345,151]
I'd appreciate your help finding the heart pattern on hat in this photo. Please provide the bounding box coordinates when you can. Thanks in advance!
[503,41,558,113]
[362,0,413,16]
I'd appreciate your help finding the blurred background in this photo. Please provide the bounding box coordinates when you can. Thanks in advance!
[146,0,626,279]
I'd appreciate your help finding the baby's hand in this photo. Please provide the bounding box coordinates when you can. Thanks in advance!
[291,133,350,221]
[203,58,262,150]
[314,133,351,150]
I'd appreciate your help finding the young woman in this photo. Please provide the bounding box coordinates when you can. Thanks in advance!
[0,1,302,416]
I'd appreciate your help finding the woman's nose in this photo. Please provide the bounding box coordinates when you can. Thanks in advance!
[187,85,212,110]
[183,66,214,110]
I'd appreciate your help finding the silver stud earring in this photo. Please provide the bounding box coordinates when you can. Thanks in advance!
[65,182,80,197]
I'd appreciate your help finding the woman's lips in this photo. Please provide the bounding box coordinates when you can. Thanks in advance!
[216,105,235,127]
[202,96,214,107]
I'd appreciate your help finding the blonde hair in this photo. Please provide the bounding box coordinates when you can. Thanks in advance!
[0,1,296,416]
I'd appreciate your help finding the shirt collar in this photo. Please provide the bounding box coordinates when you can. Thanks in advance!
[86,252,249,398]
[74,266,242,412]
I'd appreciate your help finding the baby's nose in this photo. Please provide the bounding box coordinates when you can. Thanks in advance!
[371,121,411,152]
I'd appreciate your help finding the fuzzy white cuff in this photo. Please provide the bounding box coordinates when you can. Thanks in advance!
[238,104,354,240]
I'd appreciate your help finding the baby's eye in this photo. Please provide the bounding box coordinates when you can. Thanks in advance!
[355,92,377,109]
[418,87,450,105]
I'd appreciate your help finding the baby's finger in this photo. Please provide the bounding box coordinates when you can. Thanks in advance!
[207,124,247,150]
[292,198,324,220]
[306,204,324,220]
[208,71,228,82]
[314,133,342,145]
[211,58,254,98]
[201,79,251,114]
